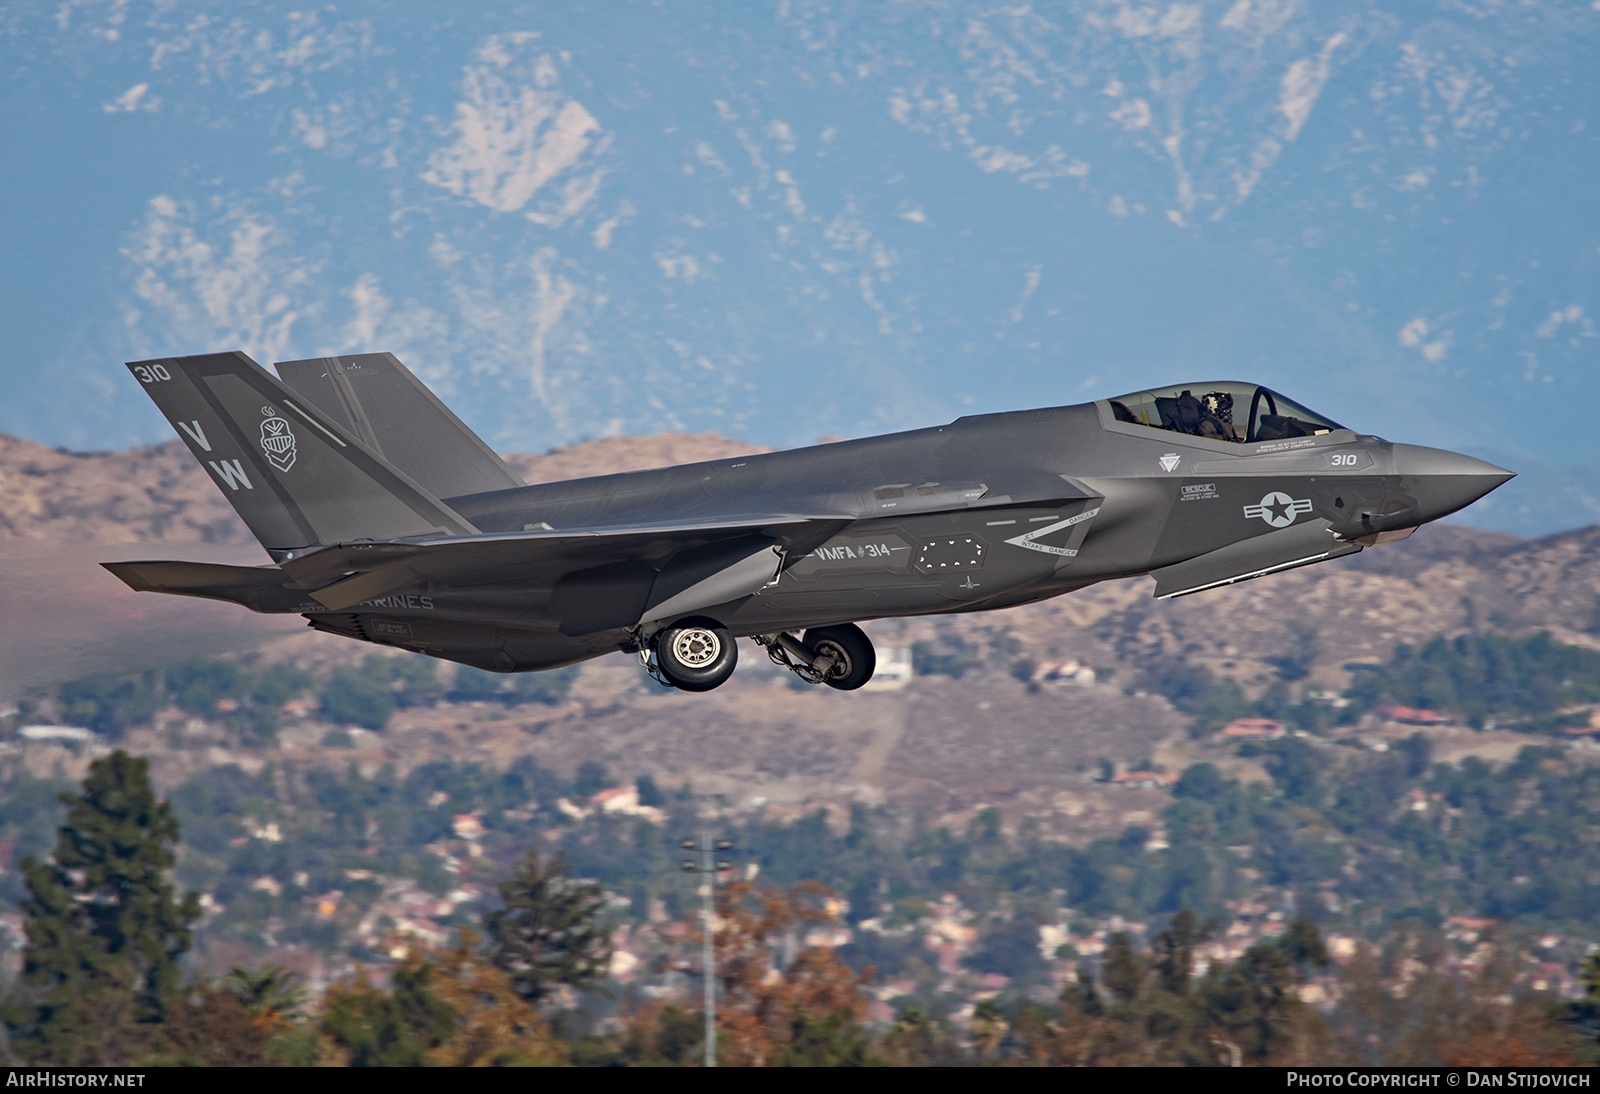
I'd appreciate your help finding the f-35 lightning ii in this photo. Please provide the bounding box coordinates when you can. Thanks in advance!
[106,353,1512,692]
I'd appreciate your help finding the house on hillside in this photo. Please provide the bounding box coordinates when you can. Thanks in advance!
[589,786,665,822]
[862,645,914,691]
[1112,770,1178,790]
[1220,718,1285,740]
[1379,705,1450,726]
[18,724,94,743]
[1032,658,1096,688]
[451,813,487,840]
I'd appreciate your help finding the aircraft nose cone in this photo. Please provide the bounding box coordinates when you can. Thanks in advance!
[1389,444,1515,522]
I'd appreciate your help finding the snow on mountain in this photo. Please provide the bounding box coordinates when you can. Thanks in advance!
[0,1,1595,533]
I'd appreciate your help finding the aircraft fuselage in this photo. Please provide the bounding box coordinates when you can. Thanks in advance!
[317,399,1507,670]
[107,354,1512,687]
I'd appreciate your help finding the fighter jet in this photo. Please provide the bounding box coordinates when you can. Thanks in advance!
[106,353,1512,692]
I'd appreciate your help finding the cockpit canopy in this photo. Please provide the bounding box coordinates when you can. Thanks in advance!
[1107,382,1343,445]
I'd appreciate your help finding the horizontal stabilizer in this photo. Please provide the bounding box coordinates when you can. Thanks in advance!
[103,561,310,613]
[1150,519,1361,599]
[275,353,524,500]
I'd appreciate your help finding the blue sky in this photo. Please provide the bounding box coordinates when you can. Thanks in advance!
[1,1,1596,533]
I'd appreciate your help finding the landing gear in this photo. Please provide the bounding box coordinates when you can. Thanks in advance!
[757,623,876,691]
[648,616,738,692]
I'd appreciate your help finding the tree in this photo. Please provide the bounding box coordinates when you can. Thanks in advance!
[57,672,159,736]
[222,965,322,1066]
[635,773,664,808]
[704,881,879,1067]
[320,667,396,730]
[1101,932,1144,1003]
[1151,908,1214,994]
[223,964,307,1029]
[970,998,1008,1060]
[325,932,564,1067]
[770,1008,876,1067]
[144,985,277,1067]
[879,1006,965,1067]
[485,851,612,1002]
[5,751,200,1064]
[1279,916,1330,974]
[1199,942,1301,1063]
[321,962,455,1067]
[424,936,565,1067]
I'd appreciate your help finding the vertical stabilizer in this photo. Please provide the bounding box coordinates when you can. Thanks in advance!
[275,353,525,499]
[127,352,478,553]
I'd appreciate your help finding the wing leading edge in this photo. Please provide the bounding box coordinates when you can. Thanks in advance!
[103,512,843,621]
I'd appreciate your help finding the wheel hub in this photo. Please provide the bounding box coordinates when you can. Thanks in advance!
[813,640,849,679]
[672,628,721,668]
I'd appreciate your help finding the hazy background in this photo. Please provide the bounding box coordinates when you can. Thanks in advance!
[1,0,1595,533]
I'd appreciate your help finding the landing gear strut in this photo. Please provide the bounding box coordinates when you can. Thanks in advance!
[757,623,876,691]
[642,616,738,692]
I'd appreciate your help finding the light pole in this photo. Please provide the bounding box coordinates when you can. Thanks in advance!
[680,833,732,1068]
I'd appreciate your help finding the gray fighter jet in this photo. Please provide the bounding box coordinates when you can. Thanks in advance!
[106,353,1512,692]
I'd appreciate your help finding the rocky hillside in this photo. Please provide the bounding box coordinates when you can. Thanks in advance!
[6,430,1599,833]
[0,431,768,547]
[0,430,769,699]
[3,428,1596,699]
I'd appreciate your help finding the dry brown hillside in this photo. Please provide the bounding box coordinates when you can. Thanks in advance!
[0,430,769,699]
[0,431,768,546]
[3,427,1596,702]
[5,430,1598,830]
[0,433,250,545]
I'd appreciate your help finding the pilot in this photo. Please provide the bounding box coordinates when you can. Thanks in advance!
[1200,391,1239,441]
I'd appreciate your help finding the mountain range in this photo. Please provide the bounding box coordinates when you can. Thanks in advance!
[1,1,1596,534]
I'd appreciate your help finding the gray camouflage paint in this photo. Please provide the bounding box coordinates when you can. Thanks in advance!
[106,353,1512,676]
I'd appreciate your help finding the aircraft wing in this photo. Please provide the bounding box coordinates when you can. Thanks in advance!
[101,513,844,617]
[284,514,841,612]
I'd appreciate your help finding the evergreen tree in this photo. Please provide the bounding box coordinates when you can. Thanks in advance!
[1280,915,1331,975]
[1101,932,1144,1003]
[879,1006,965,1066]
[770,1007,878,1066]
[321,962,455,1067]
[5,751,200,1064]
[485,851,612,1002]
[320,667,395,730]
[1151,908,1214,994]
[1199,942,1301,1062]
[1565,951,1600,1049]
[1062,966,1104,1018]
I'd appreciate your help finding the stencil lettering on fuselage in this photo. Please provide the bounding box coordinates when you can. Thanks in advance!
[788,532,913,578]
[1002,506,1101,557]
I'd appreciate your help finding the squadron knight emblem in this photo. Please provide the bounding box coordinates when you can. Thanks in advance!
[259,407,297,472]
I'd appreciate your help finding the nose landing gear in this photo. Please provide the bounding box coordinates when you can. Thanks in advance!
[757,623,876,691]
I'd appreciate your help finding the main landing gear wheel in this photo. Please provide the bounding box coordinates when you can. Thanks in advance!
[802,623,876,691]
[654,617,738,692]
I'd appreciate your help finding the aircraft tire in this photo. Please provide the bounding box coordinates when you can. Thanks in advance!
[803,624,875,691]
[655,617,738,692]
